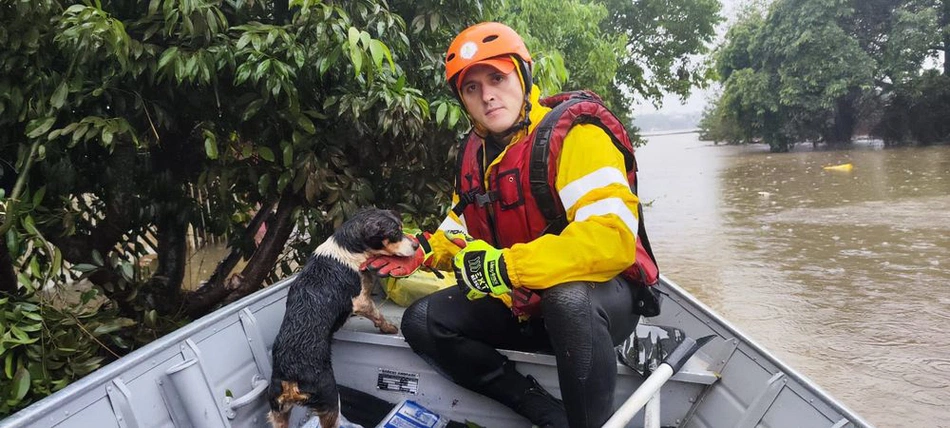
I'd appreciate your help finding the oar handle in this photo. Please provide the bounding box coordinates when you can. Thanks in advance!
[602,335,715,428]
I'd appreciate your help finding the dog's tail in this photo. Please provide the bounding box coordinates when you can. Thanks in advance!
[266,377,297,428]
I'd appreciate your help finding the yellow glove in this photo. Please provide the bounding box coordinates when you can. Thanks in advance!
[445,231,513,300]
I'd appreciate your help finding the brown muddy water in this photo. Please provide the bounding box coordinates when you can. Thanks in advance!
[636,134,950,427]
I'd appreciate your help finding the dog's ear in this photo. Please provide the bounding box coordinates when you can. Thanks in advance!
[360,209,403,250]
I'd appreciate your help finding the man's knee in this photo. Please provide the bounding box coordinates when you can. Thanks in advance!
[540,281,593,314]
[401,297,432,353]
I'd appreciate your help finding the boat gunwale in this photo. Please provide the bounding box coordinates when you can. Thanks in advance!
[0,276,297,428]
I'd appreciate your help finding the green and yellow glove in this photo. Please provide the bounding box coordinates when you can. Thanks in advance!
[446,231,513,300]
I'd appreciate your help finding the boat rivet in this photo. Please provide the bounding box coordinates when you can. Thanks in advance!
[107,386,113,392]
[676,419,681,424]
[688,398,694,402]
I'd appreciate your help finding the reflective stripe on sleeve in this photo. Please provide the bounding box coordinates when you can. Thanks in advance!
[439,215,467,232]
[574,197,639,237]
[559,167,629,212]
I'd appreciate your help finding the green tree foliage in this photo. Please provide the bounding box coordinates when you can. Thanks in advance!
[702,0,875,151]
[874,70,950,144]
[601,0,722,111]
[703,0,950,149]
[0,0,718,415]
[489,0,722,133]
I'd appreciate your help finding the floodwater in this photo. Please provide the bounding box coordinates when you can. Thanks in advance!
[636,134,950,427]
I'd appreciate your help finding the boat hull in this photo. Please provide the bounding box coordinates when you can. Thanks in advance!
[0,275,872,428]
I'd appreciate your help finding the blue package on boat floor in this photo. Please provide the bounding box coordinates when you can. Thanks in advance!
[376,400,448,428]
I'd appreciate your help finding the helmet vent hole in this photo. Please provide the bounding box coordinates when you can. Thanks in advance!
[447,53,456,61]
[482,35,498,43]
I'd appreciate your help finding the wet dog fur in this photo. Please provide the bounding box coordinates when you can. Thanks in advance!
[266,208,417,428]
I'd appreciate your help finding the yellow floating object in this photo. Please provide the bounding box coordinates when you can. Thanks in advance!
[823,163,853,172]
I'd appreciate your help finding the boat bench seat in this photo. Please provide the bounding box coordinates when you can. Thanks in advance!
[341,297,720,387]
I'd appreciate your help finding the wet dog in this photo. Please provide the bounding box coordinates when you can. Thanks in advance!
[267,208,417,428]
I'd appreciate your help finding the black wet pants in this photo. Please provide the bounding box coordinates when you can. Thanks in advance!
[401,277,639,428]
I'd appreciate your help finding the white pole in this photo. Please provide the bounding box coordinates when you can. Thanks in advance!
[644,390,661,428]
[602,364,674,428]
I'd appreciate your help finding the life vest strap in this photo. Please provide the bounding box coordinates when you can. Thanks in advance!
[452,190,499,216]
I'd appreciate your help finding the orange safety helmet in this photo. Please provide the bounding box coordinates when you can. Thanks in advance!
[445,22,533,86]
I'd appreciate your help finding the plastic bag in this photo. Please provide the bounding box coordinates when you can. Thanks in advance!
[383,269,454,307]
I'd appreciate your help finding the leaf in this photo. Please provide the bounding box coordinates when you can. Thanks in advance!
[101,130,114,146]
[120,262,133,282]
[277,170,292,192]
[10,326,30,342]
[5,352,14,379]
[369,39,384,68]
[91,318,136,336]
[158,46,179,70]
[347,26,359,49]
[26,117,56,139]
[257,146,274,162]
[72,264,99,273]
[436,103,447,124]
[32,186,46,206]
[29,256,40,279]
[243,99,264,121]
[80,289,99,304]
[448,105,461,128]
[91,250,104,266]
[145,310,157,328]
[11,367,30,401]
[258,173,271,195]
[51,247,62,277]
[281,141,293,166]
[349,43,363,76]
[297,115,315,134]
[50,81,68,109]
[204,135,219,159]
[21,215,39,236]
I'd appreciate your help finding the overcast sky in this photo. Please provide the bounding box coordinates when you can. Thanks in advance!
[633,0,745,115]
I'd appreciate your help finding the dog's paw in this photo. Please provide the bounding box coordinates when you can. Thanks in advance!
[379,322,398,334]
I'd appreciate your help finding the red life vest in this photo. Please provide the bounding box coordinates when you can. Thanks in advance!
[452,91,660,288]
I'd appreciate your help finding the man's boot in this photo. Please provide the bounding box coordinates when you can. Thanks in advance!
[477,362,569,428]
[515,375,569,428]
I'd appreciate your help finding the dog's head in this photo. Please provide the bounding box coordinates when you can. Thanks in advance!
[333,208,418,257]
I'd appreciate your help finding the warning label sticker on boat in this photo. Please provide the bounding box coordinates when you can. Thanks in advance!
[377,368,419,394]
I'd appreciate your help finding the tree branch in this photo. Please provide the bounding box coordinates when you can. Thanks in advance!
[222,190,299,305]
[181,200,275,318]
[0,239,17,294]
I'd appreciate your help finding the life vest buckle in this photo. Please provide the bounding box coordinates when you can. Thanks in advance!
[474,191,498,207]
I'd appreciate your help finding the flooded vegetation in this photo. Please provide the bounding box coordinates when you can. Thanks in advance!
[638,133,950,427]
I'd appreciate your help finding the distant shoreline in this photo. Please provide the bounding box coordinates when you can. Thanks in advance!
[640,129,699,137]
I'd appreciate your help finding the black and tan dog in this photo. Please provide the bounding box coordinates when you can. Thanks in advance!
[267,208,417,428]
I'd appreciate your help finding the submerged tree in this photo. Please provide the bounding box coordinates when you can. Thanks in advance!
[703,0,950,149]
[702,0,874,151]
